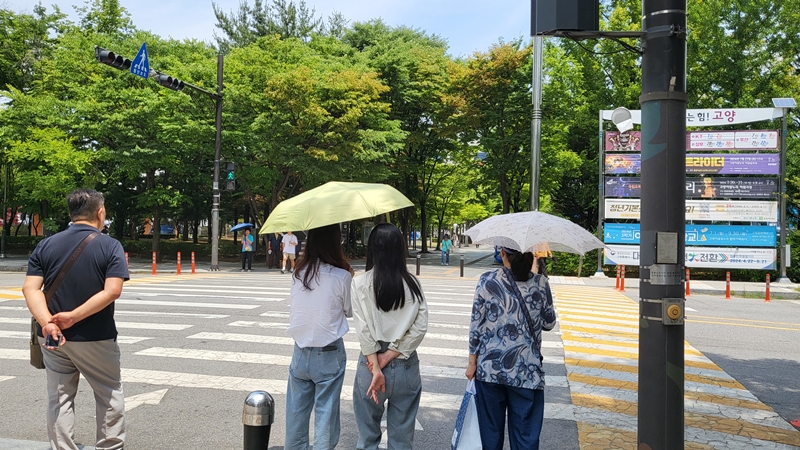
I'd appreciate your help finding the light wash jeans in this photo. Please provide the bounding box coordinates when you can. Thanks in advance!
[353,352,422,450]
[441,250,450,265]
[284,337,347,450]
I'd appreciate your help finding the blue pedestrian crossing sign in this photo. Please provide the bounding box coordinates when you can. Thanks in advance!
[130,43,150,79]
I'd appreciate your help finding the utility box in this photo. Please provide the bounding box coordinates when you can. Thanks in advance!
[531,0,599,35]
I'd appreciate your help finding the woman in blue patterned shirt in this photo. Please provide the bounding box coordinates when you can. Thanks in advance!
[465,247,557,450]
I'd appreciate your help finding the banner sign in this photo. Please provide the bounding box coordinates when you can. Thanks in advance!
[685,154,779,175]
[604,244,776,269]
[605,155,641,174]
[605,177,642,197]
[688,130,779,151]
[602,108,783,126]
[685,177,778,199]
[605,130,779,152]
[605,131,642,152]
[603,223,776,247]
[608,177,778,199]
[605,199,778,221]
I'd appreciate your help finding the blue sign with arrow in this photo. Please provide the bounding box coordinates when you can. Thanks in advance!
[130,43,150,79]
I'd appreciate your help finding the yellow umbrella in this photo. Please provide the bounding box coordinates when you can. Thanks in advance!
[259,182,414,234]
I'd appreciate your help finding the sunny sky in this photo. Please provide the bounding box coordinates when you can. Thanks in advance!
[2,0,533,57]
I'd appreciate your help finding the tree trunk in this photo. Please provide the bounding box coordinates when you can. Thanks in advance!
[420,205,429,253]
[399,209,410,257]
[153,207,162,263]
[499,173,510,214]
[192,221,199,244]
[182,220,189,241]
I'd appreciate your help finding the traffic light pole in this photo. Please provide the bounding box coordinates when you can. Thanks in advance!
[210,54,223,271]
[638,1,687,448]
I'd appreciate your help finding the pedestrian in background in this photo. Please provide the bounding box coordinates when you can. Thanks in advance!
[351,223,428,450]
[23,189,129,450]
[268,232,282,269]
[241,228,254,272]
[466,246,557,450]
[281,230,298,274]
[285,224,353,450]
[441,233,453,266]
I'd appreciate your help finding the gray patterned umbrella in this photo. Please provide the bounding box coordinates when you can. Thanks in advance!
[464,211,605,255]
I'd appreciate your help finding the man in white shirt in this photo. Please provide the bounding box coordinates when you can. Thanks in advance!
[281,231,298,274]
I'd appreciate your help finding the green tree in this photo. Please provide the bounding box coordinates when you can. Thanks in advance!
[343,20,457,253]
[212,0,324,51]
[224,35,404,225]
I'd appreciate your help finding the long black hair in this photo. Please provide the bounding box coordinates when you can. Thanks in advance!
[294,224,351,290]
[365,223,423,312]
[503,247,535,282]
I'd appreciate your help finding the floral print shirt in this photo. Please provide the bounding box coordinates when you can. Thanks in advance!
[469,268,557,390]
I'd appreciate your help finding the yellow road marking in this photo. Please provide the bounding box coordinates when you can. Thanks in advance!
[561,332,703,356]
[563,345,721,371]
[687,319,800,333]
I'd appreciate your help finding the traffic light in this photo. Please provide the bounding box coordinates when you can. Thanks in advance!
[225,162,235,191]
[156,73,185,91]
[95,46,132,71]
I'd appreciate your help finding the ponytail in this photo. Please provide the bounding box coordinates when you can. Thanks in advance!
[509,251,534,281]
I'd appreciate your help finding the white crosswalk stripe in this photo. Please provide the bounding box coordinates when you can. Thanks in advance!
[0,275,573,448]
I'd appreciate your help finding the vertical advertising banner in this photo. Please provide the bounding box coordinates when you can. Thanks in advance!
[687,130,779,151]
[685,177,778,199]
[603,223,776,247]
[605,154,642,174]
[607,177,779,199]
[605,177,642,197]
[605,131,642,152]
[685,154,780,175]
[604,244,776,269]
[605,199,778,221]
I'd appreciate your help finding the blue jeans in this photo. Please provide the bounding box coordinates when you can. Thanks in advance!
[353,352,422,450]
[285,338,346,450]
[442,250,449,264]
[473,380,545,450]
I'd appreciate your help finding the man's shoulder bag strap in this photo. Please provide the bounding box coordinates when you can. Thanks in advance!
[30,231,99,369]
[44,231,100,303]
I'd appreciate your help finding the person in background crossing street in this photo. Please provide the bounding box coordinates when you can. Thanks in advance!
[241,228,254,271]
[267,232,282,269]
[351,223,428,450]
[281,230,298,273]
[441,233,453,265]
[284,224,353,450]
[23,189,129,450]
[466,246,557,450]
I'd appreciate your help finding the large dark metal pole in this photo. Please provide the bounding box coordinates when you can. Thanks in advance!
[530,35,543,211]
[778,108,789,282]
[210,53,223,271]
[638,0,687,448]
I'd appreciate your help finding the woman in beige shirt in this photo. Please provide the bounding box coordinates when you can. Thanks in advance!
[351,223,428,450]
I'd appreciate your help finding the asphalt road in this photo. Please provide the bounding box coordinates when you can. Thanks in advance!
[0,267,577,450]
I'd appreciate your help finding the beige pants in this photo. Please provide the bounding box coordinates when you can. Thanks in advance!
[40,336,125,450]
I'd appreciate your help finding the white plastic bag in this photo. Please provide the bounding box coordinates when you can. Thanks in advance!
[451,380,482,450]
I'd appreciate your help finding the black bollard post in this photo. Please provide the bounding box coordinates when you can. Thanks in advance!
[460,254,465,277]
[243,390,274,450]
[416,254,421,276]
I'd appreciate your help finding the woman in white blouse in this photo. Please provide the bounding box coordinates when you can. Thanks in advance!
[351,223,428,450]
[285,224,353,450]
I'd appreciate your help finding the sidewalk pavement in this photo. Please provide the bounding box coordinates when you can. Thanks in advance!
[2,246,798,299]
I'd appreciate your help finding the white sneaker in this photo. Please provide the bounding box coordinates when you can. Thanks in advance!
[281,269,285,274]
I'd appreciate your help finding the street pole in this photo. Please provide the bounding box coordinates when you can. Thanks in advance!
[210,53,223,271]
[530,35,543,211]
[638,0,687,448]
[0,165,6,258]
[778,108,789,283]
[595,110,605,276]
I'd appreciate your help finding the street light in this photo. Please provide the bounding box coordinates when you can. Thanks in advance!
[772,97,796,284]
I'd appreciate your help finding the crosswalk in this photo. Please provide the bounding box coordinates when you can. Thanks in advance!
[0,274,798,449]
